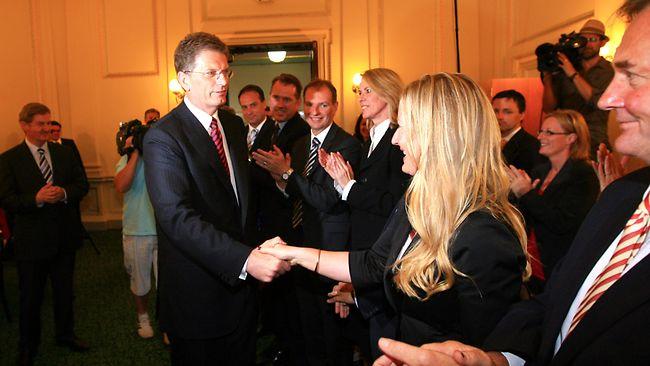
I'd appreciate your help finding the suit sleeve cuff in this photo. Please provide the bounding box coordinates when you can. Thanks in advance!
[341,180,356,201]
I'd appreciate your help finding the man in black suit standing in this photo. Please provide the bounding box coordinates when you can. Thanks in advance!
[372,1,650,365]
[0,103,89,365]
[49,121,85,172]
[492,89,544,174]
[142,32,290,366]
[254,79,361,365]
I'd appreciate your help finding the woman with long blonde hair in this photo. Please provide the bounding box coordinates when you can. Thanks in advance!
[262,73,529,347]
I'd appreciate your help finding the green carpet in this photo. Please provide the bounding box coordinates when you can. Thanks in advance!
[0,230,170,366]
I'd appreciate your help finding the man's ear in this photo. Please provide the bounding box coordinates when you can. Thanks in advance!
[19,121,28,133]
[178,71,191,92]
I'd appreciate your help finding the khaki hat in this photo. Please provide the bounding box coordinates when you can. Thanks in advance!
[579,19,609,41]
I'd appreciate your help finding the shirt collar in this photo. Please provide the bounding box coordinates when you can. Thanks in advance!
[369,119,392,144]
[311,123,333,145]
[249,118,266,133]
[25,139,49,154]
[184,97,218,133]
[502,126,522,143]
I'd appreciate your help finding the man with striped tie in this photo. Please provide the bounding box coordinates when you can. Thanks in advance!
[0,102,89,365]
[371,1,650,365]
[253,79,361,365]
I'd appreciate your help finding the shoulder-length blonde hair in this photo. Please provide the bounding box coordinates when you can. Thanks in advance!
[544,109,591,160]
[393,73,530,300]
[362,68,404,124]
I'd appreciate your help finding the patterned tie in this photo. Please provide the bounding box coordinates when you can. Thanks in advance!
[291,137,321,228]
[247,128,258,152]
[568,193,650,334]
[37,148,53,184]
[210,118,230,175]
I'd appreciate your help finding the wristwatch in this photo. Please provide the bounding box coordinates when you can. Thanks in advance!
[281,168,294,181]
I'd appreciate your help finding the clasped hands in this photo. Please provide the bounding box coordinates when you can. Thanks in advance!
[35,182,66,205]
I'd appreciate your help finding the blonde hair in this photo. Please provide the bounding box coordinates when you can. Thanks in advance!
[544,109,591,160]
[362,68,404,124]
[393,73,530,300]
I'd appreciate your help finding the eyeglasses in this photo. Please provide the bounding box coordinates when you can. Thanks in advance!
[183,68,234,80]
[538,129,572,136]
[584,36,602,42]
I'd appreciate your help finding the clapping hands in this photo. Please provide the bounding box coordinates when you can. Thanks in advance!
[592,143,628,192]
[507,165,540,198]
[318,149,355,187]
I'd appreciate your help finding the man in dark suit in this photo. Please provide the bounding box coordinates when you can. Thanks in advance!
[254,79,361,365]
[142,32,290,366]
[49,120,86,180]
[0,103,89,365]
[372,2,650,365]
[492,89,544,174]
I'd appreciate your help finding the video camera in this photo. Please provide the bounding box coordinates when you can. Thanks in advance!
[535,31,587,73]
[115,118,157,156]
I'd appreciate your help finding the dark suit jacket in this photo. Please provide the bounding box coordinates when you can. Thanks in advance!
[347,126,409,250]
[274,113,310,154]
[143,102,255,339]
[517,159,599,277]
[349,199,526,347]
[484,167,650,366]
[503,129,545,174]
[60,138,84,169]
[285,123,361,251]
[0,142,88,261]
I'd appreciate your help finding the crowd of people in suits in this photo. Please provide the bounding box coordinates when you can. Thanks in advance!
[2,1,650,365]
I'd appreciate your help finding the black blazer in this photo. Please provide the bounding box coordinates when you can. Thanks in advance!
[347,126,410,250]
[484,167,650,366]
[60,138,84,169]
[0,142,88,261]
[286,123,361,251]
[517,159,599,277]
[503,129,545,174]
[349,199,526,346]
[143,102,255,339]
[274,113,310,154]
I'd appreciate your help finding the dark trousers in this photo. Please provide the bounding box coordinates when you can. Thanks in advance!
[295,269,353,366]
[17,251,76,354]
[260,271,308,365]
[168,308,257,366]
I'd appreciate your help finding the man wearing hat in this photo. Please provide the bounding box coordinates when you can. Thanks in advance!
[541,18,614,157]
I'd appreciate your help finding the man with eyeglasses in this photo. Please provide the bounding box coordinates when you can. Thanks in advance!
[142,32,290,366]
[541,19,614,158]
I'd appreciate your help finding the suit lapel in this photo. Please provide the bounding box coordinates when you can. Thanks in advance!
[541,175,650,363]
[176,105,236,202]
[19,142,46,185]
[361,128,395,171]
[382,208,413,310]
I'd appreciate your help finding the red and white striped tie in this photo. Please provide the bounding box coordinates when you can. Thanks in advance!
[210,117,230,175]
[568,193,650,334]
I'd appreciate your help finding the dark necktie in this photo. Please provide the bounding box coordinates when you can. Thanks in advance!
[291,137,321,228]
[210,118,230,175]
[37,148,53,184]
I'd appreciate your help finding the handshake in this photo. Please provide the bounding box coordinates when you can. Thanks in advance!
[245,236,306,283]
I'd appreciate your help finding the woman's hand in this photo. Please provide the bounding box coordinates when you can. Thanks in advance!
[327,282,355,318]
[507,165,540,198]
[328,152,355,188]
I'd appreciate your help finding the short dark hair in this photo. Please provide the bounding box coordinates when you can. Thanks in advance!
[303,79,338,104]
[50,121,62,128]
[492,89,526,113]
[618,0,650,20]
[238,84,265,101]
[19,103,50,123]
[271,73,302,100]
[144,108,160,119]
[174,32,230,74]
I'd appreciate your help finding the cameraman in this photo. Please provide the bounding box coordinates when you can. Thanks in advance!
[541,19,614,157]
[114,108,160,339]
